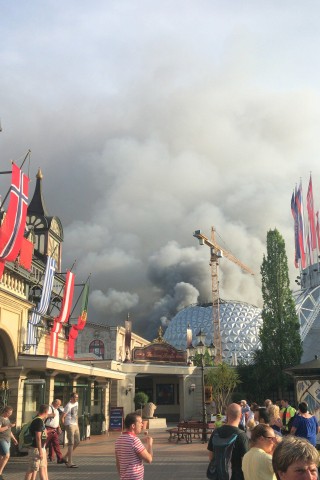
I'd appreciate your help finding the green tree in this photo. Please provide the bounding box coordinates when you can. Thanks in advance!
[134,391,149,417]
[192,349,215,367]
[259,228,302,397]
[205,363,241,413]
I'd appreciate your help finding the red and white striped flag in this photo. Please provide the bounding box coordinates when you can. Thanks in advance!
[50,271,75,357]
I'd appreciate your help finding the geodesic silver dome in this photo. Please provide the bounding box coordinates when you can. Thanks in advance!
[163,300,262,364]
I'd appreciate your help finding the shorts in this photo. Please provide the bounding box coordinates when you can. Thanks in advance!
[65,424,80,446]
[0,439,10,456]
[28,447,47,472]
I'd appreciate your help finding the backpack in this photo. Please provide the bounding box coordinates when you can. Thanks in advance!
[207,431,238,480]
[18,416,41,450]
[18,422,33,449]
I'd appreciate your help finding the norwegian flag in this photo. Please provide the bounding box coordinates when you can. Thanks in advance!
[50,271,75,357]
[0,163,29,263]
[307,175,317,251]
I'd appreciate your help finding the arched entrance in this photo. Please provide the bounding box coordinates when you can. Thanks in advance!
[0,329,16,368]
[0,329,16,411]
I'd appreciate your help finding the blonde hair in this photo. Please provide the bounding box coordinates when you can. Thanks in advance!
[246,419,256,431]
[269,404,280,419]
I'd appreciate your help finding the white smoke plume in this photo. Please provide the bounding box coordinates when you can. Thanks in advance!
[1,2,320,338]
[90,289,139,315]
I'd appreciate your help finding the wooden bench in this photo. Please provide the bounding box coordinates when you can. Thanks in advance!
[178,421,215,443]
[167,427,179,441]
[167,425,192,443]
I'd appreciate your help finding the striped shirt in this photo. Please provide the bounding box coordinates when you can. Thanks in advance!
[115,432,145,480]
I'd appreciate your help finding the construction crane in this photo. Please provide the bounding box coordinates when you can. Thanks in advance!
[193,227,255,364]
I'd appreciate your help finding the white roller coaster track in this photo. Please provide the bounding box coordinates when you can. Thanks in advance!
[297,285,320,341]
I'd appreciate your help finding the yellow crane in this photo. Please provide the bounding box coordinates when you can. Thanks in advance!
[193,227,255,364]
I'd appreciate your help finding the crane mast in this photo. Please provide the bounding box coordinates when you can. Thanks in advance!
[193,227,254,364]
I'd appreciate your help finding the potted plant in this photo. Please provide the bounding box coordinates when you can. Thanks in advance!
[134,391,149,429]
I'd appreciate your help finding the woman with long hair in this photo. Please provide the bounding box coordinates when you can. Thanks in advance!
[269,405,283,434]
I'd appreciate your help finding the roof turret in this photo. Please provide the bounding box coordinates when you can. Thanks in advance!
[27,168,49,216]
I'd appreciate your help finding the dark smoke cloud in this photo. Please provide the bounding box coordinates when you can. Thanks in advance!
[2,2,320,339]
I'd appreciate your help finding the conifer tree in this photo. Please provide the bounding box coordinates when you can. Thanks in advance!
[259,228,302,397]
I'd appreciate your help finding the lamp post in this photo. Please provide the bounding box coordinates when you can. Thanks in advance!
[187,329,215,442]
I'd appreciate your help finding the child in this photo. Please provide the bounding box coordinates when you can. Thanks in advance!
[246,418,256,439]
[215,414,223,428]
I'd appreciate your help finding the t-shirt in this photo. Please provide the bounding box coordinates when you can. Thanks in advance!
[242,447,276,480]
[280,406,296,431]
[29,417,47,448]
[0,416,11,442]
[63,401,78,426]
[45,405,60,429]
[292,415,318,446]
[115,432,145,480]
[208,425,249,480]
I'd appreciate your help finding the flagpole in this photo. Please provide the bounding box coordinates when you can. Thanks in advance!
[20,149,31,170]
[0,151,31,208]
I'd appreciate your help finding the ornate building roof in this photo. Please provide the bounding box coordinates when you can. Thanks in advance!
[28,168,49,216]
[26,169,63,268]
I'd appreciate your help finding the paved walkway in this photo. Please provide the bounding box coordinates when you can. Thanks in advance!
[5,429,209,480]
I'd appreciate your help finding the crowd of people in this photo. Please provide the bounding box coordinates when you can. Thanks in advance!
[207,398,320,480]
[1,395,320,480]
[0,392,80,480]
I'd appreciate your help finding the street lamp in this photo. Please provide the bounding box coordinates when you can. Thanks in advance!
[187,329,215,442]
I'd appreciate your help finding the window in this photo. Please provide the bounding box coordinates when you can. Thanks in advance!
[89,339,105,359]
[156,384,175,405]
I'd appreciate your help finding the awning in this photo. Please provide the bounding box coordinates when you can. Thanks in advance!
[18,354,126,380]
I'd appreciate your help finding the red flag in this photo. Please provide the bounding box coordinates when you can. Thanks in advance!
[0,163,29,263]
[307,175,317,250]
[0,261,5,278]
[68,283,89,359]
[18,237,34,270]
[307,232,312,262]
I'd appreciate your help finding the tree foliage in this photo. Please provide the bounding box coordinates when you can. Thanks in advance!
[192,349,215,367]
[134,391,149,410]
[258,229,302,396]
[205,363,241,413]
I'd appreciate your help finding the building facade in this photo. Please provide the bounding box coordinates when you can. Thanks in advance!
[0,167,205,433]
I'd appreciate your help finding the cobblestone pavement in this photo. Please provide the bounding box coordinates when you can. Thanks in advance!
[4,429,209,480]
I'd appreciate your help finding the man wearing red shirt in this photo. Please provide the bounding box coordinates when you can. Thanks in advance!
[115,412,153,480]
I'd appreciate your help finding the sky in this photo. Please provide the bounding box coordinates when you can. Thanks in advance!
[2,1,320,339]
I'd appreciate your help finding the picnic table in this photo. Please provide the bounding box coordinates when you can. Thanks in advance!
[167,421,215,444]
